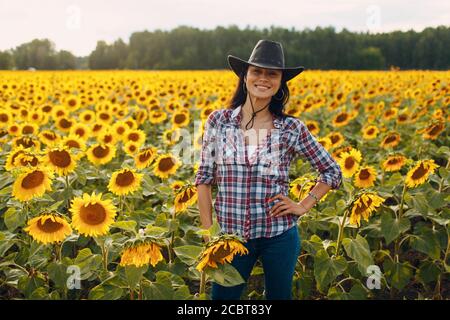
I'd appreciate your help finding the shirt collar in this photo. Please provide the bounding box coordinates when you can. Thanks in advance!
[230,105,283,129]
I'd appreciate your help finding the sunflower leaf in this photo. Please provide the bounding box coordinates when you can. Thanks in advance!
[4,207,26,231]
[206,263,245,287]
[342,235,374,275]
[380,212,411,245]
[173,245,203,265]
[313,249,347,292]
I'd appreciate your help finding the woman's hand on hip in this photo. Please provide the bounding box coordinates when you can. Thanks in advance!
[267,194,309,218]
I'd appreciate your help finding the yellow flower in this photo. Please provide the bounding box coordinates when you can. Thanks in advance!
[134,146,158,169]
[86,143,116,165]
[70,192,117,237]
[119,242,164,267]
[44,146,79,176]
[153,153,181,179]
[24,214,72,244]
[174,185,198,214]
[12,167,54,202]
[382,155,407,172]
[361,125,379,140]
[108,168,143,196]
[354,165,377,188]
[380,132,401,149]
[349,193,385,227]
[337,149,362,178]
[196,238,249,272]
[171,111,190,128]
[405,159,439,188]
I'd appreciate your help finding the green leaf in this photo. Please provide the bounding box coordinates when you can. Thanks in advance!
[417,261,440,284]
[112,220,137,233]
[173,285,192,299]
[206,263,245,287]
[327,282,367,300]
[380,212,411,245]
[145,225,169,237]
[410,228,441,260]
[208,220,221,237]
[47,262,69,289]
[383,260,413,290]
[342,235,374,275]
[88,285,123,300]
[124,265,148,289]
[313,249,347,292]
[46,200,66,212]
[4,207,26,231]
[384,172,403,187]
[173,245,203,266]
[141,281,174,299]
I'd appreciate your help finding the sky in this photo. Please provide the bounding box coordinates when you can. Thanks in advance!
[0,0,448,56]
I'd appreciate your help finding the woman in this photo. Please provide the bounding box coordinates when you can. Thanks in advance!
[195,40,342,300]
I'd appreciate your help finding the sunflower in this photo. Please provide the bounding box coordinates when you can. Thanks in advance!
[111,121,129,141]
[44,146,79,176]
[8,123,21,136]
[326,132,345,148]
[405,159,439,188]
[153,153,181,179]
[317,137,333,151]
[162,128,181,146]
[148,110,167,124]
[134,146,158,169]
[119,241,164,267]
[24,214,72,244]
[70,192,117,237]
[12,167,54,202]
[337,149,362,178]
[12,136,41,150]
[124,129,146,146]
[64,95,80,112]
[70,123,91,141]
[171,111,190,128]
[108,168,143,196]
[5,146,28,171]
[362,125,379,140]
[332,111,351,127]
[305,120,320,136]
[349,193,385,227]
[38,130,61,146]
[354,165,377,188]
[19,122,39,136]
[61,135,87,152]
[123,141,140,156]
[13,152,40,169]
[0,109,12,127]
[380,132,401,149]
[418,120,445,140]
[98,130,118,145]
[382,155,407,172]
[170,180,185,193]
[55,117,73,132]
[174,185,198,214]
[86,143,116,165]
[196,238,249,272]
[79,110,96,124]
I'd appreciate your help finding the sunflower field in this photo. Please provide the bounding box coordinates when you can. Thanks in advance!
[0,70,449,300]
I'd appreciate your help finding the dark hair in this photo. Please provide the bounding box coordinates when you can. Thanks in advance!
[227,64,296,119]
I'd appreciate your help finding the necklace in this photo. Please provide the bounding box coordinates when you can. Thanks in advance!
[244,95,271,130]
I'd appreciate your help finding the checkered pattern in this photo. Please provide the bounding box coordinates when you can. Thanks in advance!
[195,105,342,240]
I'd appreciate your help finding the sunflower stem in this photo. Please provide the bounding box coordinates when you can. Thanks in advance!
[335,208,350,256]
[199,271,206,295]
[398,180,407,219]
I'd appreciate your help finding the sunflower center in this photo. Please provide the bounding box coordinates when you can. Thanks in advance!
[336,113,348,123]
[79,203,107,225]
[66,140,80,149]
[75,128,85,136]
[22,125,34,134]
[116,171,135,187]
[411,163,427,180]
[428,124,443,136]
[367,128,375,135]
[44,132,57,140]
[49,150,71,168]
[129,133,139,141]
[60,118,72,128]
[117,127,125,134]
[384,135,397,144]
[355,198,373,216]
[158,157,175,171]
[100,113,110,121]
[359,169,370,180]
[93,145,109,158]
[387,158,399,165]
[344,157,355,169]
[179,190,191,203]
[0,114,9,122]
[210,245,232,261]
[20,156,38,167]
[174,114,186,124]
[68,99,77,107]
[21,170,45,189]
[37,217,64,233]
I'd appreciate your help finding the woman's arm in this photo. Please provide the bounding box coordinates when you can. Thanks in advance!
[197,184,213,243]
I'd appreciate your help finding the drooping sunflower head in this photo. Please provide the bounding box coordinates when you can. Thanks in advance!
[337,149,363,178]
[24,214,72,244]
[405,159,439,188]
[119,241,164,268]
[349,193,385,227]
[12,167,54,202]
[70,192,117,237]
[153,153,181,179]
[419,120,445,140]
[174,185,198,214]
[170,180,185,193]
[108,168,143,196]
[196,237,249,272]
[354,165,377,188]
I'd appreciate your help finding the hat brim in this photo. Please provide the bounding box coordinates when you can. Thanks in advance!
[227,55,304,82]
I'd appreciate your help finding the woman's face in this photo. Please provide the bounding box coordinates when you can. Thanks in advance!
[245,65,282,99]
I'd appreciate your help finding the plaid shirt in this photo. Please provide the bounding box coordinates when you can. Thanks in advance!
[195,105,342,240]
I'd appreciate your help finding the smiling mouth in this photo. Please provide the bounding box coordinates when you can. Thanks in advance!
[255,84,271,90]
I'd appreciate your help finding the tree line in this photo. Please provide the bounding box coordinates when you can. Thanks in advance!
[0,25,448,70]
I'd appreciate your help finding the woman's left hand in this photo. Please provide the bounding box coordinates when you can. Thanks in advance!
[267,194,308,217]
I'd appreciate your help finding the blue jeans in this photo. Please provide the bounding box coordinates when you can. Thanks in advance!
[211,226,301,300]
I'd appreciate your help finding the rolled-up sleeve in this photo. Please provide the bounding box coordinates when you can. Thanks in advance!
[293,120,342,190]
[194,110,220,187]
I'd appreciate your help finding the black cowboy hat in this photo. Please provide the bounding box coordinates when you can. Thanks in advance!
[227,39,304,82]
